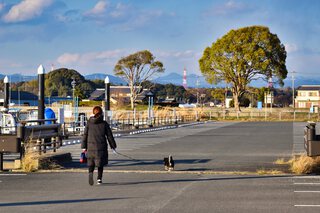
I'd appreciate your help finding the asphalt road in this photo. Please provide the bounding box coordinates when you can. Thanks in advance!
[1,121,319,213]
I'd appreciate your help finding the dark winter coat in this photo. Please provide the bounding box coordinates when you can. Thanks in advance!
[81,115,117,167]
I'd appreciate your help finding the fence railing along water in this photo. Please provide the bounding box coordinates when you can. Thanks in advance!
[9,106,319,137]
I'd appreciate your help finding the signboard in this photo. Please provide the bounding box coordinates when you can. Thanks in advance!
[257,101,263,110]
[264,92,274,104]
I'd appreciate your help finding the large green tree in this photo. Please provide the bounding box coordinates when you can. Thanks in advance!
[211,88,226,104]
[44,68,96,99]
[199,26,287,111]
[114,50,165,109]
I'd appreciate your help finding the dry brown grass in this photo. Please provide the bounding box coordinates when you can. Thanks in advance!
[274,158,289,165]
[112,107,202,120]
[256,168,284,175]
[21,148,40,172]
[289,155,320,174]
[21,145,62,172]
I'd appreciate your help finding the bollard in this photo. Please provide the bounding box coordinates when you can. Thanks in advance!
[307,122,316,141]
[52,137,56,152]
[0,153,3,171]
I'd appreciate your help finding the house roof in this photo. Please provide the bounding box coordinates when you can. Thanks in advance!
[297,85,320,91]
[89,86,147,101]
[89,89,104,100]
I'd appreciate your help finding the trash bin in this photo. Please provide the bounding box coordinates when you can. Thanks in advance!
[305,122,320,157]
[45,108,56,124]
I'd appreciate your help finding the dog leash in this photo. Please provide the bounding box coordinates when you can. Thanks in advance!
[112,150,138,161]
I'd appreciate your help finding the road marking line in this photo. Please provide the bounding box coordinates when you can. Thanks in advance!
[294,183,320,185]
[295,205,320,207]
[293,176,320,179]
[294,191,320,193]
[0,174,26,176]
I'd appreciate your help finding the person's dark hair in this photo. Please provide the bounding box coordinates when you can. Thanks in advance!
[93,106,103,118]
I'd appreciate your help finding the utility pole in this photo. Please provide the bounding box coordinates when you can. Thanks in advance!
[291,71,296,109]
[71,78,76,123]
[196,77,200,105]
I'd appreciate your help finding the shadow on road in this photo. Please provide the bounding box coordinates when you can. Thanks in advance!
[103,175,293,186]
[0,197,131,207]
[62,159,212,169]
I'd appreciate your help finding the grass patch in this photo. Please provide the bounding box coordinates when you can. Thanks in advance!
[39,157,62,170]
[274,158,290,165]
[21,146,63,172]
[289,155,320,175]
[21,148,40,172]
[256,168,283,175]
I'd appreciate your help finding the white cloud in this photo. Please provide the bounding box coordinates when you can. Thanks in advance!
[109,3,128,18]
[56,49,200,73]
[0,59,23,70]
[284,43,298,53]
[56,49,128,66]
[57,53,80,65]
[83,1,170,31]
[84,0,108,17]
[207,0,253,16]
[3,0,53,23]
[0,3,4,12]
[156,50,199,59]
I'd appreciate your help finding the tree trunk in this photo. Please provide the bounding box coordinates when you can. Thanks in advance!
[129,84,135,110]
[232,87,241,112]
[130,95,134,110]
[233,94,240,111]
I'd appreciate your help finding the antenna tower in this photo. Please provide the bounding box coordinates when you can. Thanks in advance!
[183,67,187,89]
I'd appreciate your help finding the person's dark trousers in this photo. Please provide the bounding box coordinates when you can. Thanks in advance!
[97,166,103,180]
[88,166,104,180]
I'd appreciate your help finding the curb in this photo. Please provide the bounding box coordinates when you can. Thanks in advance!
[61,121,209,146]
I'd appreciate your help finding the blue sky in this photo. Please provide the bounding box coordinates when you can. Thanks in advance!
[0,0,319,82]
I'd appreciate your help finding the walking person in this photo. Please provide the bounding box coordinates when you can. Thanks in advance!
[81,106,117,185]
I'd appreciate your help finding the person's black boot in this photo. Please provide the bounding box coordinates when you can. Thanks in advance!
[89,172,94,185]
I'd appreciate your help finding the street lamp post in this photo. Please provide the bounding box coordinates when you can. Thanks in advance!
[104,76,110,123]
[38,65,45,121]
[146,92,154,126]
[71,78,76,123]
[292,71,295,109]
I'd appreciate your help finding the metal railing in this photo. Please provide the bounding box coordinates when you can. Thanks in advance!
[0,119,62,170]
[62,115,198,136]
[198,110,320,122]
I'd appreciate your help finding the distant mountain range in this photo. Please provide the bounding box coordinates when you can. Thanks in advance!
[155,72,320,88]
[85,73,127,85]
[153,72,216,88]
[0,74,37,82]
[1,72,319,88]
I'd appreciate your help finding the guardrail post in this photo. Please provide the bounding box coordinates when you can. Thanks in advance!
[52,137,56,152]
[42,138,46,154]
[37,139,42,155]
[0,153,3,171]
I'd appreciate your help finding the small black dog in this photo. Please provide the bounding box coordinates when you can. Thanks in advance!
[164,155,174,171]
